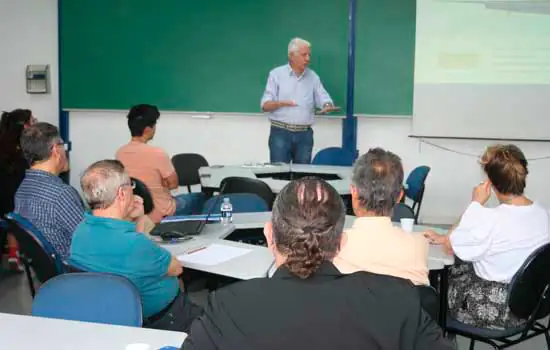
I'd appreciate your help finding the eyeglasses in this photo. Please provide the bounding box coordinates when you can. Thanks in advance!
[121,181,136,190]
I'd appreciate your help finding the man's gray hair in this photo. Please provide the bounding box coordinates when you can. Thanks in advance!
[352,148,404,216]
[80,159,130,210]
[288,37,311,56]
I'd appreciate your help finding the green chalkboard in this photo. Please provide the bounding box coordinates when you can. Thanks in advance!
[61,0,348,113]
[354,0,416,116]
[61,0,414,115]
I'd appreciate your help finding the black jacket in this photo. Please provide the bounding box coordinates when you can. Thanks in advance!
[182,262,453,350]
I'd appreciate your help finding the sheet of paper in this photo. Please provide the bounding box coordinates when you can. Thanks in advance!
[177,244,252,266]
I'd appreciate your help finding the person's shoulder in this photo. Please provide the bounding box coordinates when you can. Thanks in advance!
[211,277,273,304]
[345,270,418,296]
[270,64,289,76]
[138,143,168,158]
[306,67,320,78]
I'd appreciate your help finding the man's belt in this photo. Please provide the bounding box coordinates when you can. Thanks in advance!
[271,120,311,132]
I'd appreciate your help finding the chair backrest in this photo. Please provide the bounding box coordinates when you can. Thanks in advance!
[4,213,62,281]
[220,177,275,210]
[32,272,143,327]
[202,193,269,214]
[312,147,355,166]
[171,153,209,191]
[508,243,550,322]
[391,203,415,223]
[405,166,431,201]
[131,177,154,214]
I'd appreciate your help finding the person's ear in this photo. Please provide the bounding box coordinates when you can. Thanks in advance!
[264,221,274,248]
[350,184,357,199]
[339,231,348,252]
[397,188,404,203]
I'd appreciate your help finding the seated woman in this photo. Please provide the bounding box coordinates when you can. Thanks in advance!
[425,144,550,329]
[0,109,35,270]
[183,178,452,350]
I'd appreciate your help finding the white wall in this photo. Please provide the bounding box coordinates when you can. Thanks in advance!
[6,0,550,224]
[0,0,59,126]
[69,111,550,224]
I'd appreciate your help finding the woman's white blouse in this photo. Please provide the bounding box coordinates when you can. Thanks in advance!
[450,201,550,283]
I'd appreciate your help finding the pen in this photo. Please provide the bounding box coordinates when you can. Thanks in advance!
[186,246,207,255]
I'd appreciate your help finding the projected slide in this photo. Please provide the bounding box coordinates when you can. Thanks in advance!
[413,0,550,139]
[415,0,550,84]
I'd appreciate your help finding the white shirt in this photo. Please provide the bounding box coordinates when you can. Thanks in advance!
[450,201,550,283]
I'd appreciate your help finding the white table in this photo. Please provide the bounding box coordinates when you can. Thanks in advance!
[199,163,352,194]
[162,237,274,280]
[157,213,454,281]
[0,312,186,350]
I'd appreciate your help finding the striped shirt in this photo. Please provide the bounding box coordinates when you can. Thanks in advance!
[14,169,85,260]
[261,64,333,125]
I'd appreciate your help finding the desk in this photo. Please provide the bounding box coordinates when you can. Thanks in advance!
[158,212,454,328]
[162,237,274,280]
[199,164,352,195]
[0,312,186,350]
[160,213,453,278]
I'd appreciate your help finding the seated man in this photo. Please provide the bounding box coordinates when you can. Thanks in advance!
[70,160,202,332]
[182,178,451,350]
[116,104,203,223]
[334,148,429,285]
[15,122,84,260]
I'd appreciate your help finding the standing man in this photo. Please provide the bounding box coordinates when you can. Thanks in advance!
[261,38,340,164]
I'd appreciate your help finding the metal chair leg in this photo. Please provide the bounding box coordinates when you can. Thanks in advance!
[22,260,35,298]
[469,339,475,350]
[545,331,550,349]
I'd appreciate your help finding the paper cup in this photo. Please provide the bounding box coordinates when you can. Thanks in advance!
[400,218,414,233]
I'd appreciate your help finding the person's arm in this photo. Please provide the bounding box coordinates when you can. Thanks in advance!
[156,149,179,190]
[134,235,183,277]
[313,74,339,114]
[163,172,179,190]
[181,291,226,350]
[167,256,183,277]
[260,71,296,112]
[413,309,455,349]
[56,187,85,235]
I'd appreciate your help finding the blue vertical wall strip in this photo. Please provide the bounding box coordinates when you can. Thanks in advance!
[58,0,68,141]
[58,0,71,183]
[343,0,358,158]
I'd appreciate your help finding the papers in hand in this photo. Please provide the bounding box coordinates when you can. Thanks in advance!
[177,244,252,266]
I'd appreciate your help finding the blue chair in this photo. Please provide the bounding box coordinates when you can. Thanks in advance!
[202,193,269,214]
[391,203,415,223]
[404,166,431,223]
[32,272,143,327]
[446,243,550,349]
[312,147,355,166]
[4,212,64,297]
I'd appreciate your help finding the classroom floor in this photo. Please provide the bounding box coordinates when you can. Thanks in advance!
[0,271,545,350]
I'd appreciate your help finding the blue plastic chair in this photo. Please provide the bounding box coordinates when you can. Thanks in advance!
[391,203,415,223]
[312,147,355,166]
[202,194,269,214]
[404,166,431,223]
[5,212,64,297]
[32,272,143,327]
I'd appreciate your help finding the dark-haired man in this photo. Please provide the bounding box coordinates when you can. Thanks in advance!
[116,104,203,223]
[14,122,84,260]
